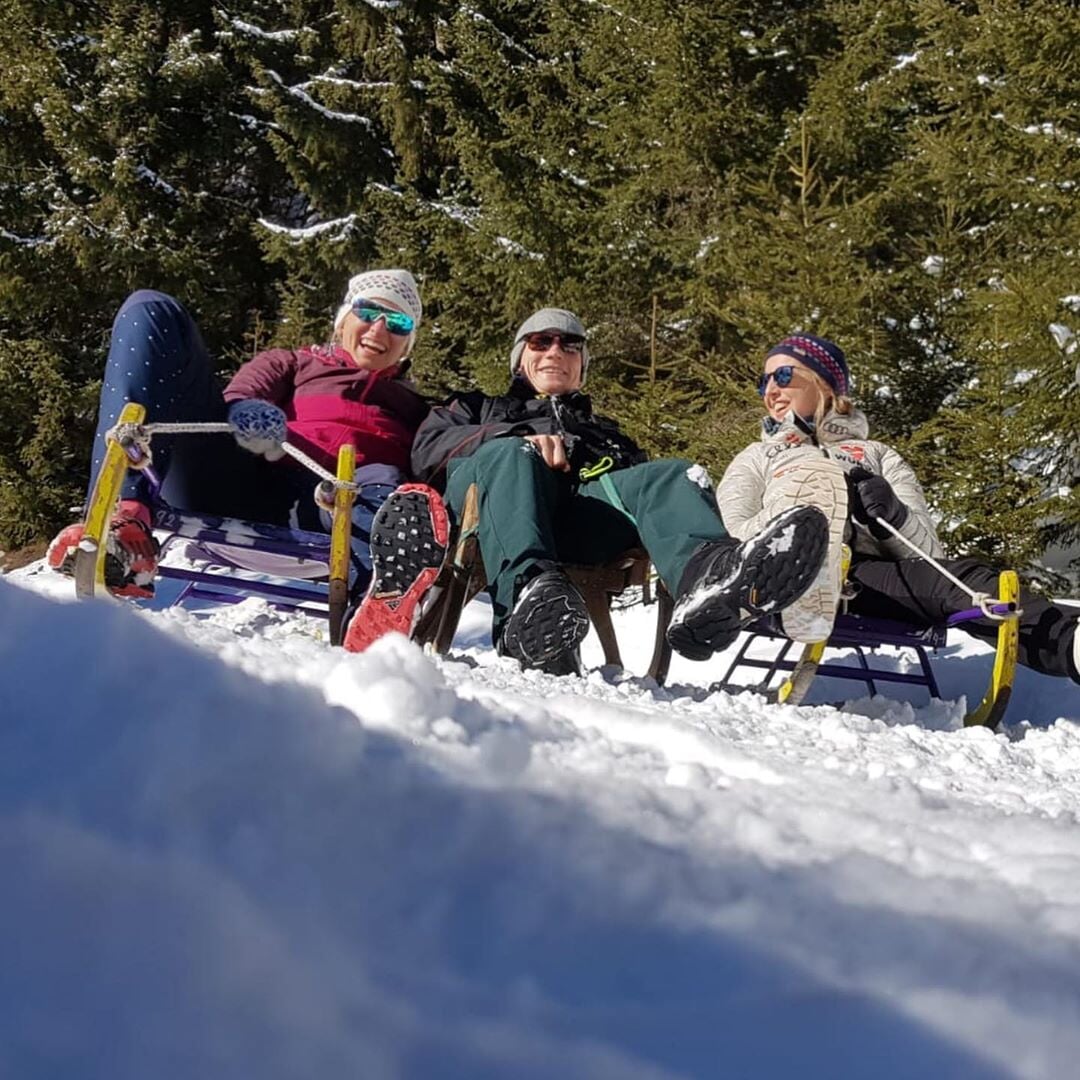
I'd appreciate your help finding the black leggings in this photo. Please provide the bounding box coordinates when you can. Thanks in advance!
[848,556,1076,679]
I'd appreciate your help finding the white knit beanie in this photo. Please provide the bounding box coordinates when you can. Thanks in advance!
[509,308,590,378]
[334,269,423,353]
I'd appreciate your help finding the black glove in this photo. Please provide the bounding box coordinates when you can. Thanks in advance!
[847,466,909,539]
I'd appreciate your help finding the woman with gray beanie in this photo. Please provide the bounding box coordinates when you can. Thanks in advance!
[346,307,832,672]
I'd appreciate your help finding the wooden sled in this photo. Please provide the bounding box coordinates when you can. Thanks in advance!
[410,483,676,683]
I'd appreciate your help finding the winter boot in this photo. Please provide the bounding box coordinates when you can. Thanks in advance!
[500,568,590,671]
[46,499,160,599]
[343,484,449,653]
[535,647,584,677]
[666,504,829,661]
[760,458,849,643]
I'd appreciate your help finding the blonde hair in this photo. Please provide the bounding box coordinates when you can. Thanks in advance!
[802,368,852,429]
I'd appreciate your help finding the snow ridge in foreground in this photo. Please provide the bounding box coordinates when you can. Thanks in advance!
[2,571,1080,1079]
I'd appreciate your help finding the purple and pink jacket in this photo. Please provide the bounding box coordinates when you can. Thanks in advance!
[223,344,430,473]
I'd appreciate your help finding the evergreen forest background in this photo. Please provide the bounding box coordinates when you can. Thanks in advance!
[1,0,1077,584]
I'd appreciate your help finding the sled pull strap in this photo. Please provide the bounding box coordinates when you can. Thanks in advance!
[104,418,359,493]
[871,515,1019,620]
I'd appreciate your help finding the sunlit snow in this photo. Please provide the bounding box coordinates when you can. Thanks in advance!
[3,558,1080,1079]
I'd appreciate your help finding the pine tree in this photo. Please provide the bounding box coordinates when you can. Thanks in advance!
[407,0,830,411]
[683,0,1079,575]
[910,280,1077,575]
[229,1,405,346]
[895,0,1080,575]
[409,0,619,394]
[601,295,707,460]
[686,115,899,472]
[0,0,292,544]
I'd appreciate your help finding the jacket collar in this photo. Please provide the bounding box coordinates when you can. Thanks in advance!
[304,343,410,382]
[760,407,869,444]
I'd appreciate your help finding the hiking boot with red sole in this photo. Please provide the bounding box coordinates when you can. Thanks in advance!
[47,505,159,599]
[343,484,449,653]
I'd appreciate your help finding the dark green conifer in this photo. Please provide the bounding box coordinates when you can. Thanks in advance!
[0,0,291,542]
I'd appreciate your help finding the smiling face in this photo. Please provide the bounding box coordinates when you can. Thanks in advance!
[339,298,411,371]
[761,354,830,423]
[518,333,584,395]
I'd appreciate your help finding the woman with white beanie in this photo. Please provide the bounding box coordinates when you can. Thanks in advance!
[48,269,432,619]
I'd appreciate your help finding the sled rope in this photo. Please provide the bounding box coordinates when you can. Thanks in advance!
[871,515,1016,621]
[801,420,1017,623]
[106,420,357,491]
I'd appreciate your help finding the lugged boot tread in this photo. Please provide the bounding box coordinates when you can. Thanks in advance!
[667,505,829,661]
[343,484,449,653]
[767,460,849,643]
[501,570,590,668]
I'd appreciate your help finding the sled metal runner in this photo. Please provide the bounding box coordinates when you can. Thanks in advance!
[73,404,359,643]
[717,570,1020,727]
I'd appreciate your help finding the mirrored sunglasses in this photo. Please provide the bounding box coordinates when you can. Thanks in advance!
[351,299,415,336]
[523,332,585,354]
[757,365,798,396]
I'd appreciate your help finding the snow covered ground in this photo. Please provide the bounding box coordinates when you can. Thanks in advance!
[4,559,1080,1080]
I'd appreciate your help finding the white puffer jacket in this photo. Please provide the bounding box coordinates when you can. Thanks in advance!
[717,408,944,560]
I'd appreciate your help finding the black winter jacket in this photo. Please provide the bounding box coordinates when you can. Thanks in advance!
[410,378,648,491]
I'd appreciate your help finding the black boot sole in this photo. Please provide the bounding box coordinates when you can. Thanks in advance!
[667,505,829,661]
[502,572,590,668]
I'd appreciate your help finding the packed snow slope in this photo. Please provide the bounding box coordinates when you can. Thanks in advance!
[4,562,1080,1080]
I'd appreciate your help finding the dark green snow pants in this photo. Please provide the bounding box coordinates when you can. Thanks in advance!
[444,438,730,641]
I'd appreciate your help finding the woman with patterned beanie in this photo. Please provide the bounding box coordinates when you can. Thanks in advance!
[717,334,1080,685]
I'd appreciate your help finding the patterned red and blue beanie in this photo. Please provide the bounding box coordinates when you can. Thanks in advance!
[766,335,850,397]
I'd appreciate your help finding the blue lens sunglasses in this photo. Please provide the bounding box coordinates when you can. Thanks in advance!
[351,299,415,336]
[757,365,797,396]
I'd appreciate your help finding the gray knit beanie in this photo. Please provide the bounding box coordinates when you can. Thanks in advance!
[509,308,590,378]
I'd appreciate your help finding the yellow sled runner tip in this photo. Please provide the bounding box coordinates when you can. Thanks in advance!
[964,570,1020,729]
[74,402,146,599]
[327,444,357,646]
[773,545,850,707]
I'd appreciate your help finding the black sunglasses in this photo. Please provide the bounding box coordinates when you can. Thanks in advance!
[523,332,585,355]
[757,365,798,396]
